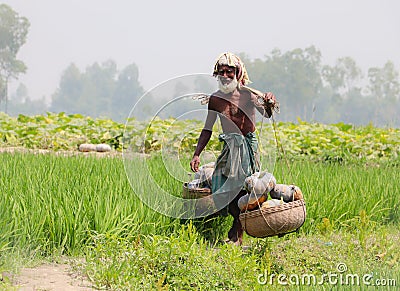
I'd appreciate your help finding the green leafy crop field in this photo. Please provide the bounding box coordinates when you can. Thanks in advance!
[1,112,399,162]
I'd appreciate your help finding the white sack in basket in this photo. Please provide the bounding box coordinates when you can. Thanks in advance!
[238,171,277,211]
[243,171,276,195]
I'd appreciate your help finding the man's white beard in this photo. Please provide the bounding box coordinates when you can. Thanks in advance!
[217,76,238,94]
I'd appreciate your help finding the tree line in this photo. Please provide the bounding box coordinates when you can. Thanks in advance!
[240,48,399,126]
[1,4,399,126]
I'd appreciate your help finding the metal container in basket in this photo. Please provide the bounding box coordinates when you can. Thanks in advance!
[239,199,306,238]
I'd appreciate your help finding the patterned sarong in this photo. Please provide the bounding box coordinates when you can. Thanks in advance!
[211,132,259,214]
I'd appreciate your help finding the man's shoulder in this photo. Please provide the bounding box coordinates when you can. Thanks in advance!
[210,90,223,98]
[210,88,252,98]
[209,91,225,102]
[238,87,255,97]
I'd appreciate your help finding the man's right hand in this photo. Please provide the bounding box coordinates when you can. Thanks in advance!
[190,155,200,172]
[263,92,276,108]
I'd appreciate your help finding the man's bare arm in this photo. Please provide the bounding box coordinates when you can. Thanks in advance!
[190,129,212,172]
[190,107,217,172]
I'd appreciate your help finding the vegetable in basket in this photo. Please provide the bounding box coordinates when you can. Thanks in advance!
[270,184,303,202]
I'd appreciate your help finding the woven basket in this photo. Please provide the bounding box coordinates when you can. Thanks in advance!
[182,182,211,199]
[239,199,306,238]
[182,183,217,217]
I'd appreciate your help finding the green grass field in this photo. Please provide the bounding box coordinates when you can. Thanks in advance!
[1,152,399,290]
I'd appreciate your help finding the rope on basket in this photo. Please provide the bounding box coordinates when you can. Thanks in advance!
[269,109,305,236]
[242,87,300,237]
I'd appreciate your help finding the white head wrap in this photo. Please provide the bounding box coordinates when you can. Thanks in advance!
[213,52,251,87]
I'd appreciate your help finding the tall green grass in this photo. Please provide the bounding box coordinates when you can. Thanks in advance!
[0,153,179,257]
[1,152,399,257]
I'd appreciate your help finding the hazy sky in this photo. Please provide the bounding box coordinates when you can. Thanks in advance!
[3,0,400,101]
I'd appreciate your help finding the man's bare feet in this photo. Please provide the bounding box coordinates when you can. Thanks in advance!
[227,219,243,246]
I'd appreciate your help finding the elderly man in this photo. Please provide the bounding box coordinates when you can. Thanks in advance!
[190,52,277,245]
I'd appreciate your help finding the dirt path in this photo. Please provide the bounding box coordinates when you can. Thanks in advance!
[11,263,95,291]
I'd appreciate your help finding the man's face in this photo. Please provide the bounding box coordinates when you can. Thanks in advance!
[217,65,238,94]
[217,65,236,84]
